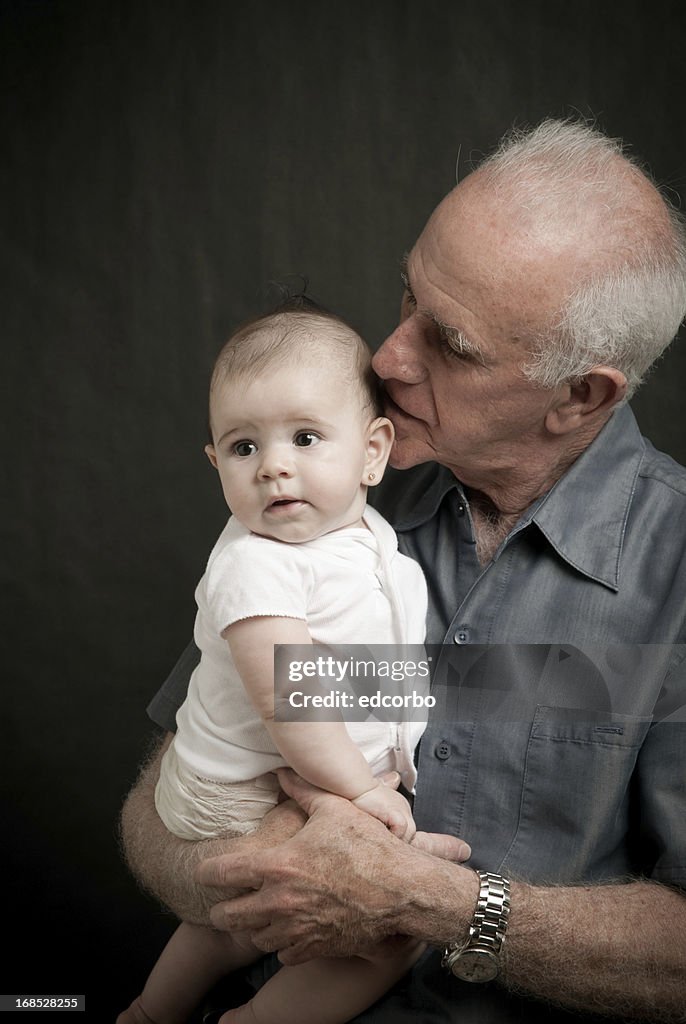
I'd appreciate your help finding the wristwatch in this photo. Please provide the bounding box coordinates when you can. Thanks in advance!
[442,871,511,983]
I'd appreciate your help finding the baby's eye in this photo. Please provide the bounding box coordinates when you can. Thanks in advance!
[294,432,321,448]
[233,440,258,457]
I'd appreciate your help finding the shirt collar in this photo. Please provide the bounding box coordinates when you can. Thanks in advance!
[389,462,462,531]
[390,403,646,591]
[526,404,645,590]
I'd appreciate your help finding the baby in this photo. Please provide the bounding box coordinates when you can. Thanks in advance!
[119,302,429,1024]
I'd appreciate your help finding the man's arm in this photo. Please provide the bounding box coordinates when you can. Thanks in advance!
[119,735,466,925]
[198,772,686,1022]
[118,733,307,925]
[504,876,686,1021]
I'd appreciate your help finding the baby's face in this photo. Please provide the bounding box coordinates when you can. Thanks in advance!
[207,360,378,543]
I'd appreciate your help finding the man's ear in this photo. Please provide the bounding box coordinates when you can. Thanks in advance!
[362,417,395,486]
[545,367,628,436]
[205,444,219,469]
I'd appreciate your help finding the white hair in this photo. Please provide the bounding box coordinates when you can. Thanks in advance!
[478,119,686,396]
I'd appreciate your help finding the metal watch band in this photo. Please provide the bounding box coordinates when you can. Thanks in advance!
[442,871,511,979]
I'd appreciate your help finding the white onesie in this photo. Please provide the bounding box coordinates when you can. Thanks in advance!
[155,504,428,839]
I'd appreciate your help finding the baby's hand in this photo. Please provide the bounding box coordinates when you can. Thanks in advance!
[352,780,416,842]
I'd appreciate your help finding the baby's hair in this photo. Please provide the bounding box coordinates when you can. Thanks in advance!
[209,295,382,437]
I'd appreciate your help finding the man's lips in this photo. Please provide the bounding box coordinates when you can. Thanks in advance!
[382,387,418,422]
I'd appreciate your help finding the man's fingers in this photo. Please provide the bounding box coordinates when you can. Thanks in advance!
[195,853,264,891]
[276,940,317,966]
[411,830,471,862]
[208,893,273,933]
[212,907,321,961]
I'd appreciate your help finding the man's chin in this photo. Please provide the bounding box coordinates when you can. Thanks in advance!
[388,438,432,471]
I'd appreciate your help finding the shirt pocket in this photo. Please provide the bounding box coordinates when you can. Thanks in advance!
[499,704,652,883]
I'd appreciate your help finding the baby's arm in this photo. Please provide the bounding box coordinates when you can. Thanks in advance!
[225,615,415,840]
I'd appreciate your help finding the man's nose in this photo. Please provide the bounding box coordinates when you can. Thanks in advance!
[257,446,295,480]
[372,317,428,384]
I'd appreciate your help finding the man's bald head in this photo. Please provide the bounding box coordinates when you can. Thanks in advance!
[438,119,686,395]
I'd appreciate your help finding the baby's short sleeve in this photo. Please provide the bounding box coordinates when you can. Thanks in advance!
[202,532,312,636]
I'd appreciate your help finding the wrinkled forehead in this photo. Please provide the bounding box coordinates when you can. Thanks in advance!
[420,155,664,286]
[410,172,602,331]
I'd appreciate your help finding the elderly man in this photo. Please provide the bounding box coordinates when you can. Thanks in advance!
[121,120,686,1022]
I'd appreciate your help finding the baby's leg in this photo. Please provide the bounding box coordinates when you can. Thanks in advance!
[219,939,425,1024]
[117,922,260,1024]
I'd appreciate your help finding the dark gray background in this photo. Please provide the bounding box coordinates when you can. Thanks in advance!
[2,0,686,1019]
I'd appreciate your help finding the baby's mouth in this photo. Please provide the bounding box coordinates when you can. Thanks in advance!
[266,498,306,511]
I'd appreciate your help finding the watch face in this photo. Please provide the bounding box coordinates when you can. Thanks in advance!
[451,948,499,983]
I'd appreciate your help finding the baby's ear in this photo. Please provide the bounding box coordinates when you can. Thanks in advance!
[205,444,219,469]
[363,417,394,486]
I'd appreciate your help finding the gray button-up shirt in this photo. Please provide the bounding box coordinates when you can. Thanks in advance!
[148,404,686,1022]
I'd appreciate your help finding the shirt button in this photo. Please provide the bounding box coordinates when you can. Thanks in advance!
[456,502,466,517]
[435,741,451,760]
[454,628,470,644]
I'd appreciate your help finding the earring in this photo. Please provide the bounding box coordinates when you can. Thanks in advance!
[368,472,376,481]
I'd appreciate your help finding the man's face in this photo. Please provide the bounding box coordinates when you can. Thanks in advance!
[372,174,569,485]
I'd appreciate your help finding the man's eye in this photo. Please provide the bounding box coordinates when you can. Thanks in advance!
[403,286,417,308]
[233,440,257,457]
[440,336,469,360]
[294,432,321,448]
[437,327,480,363]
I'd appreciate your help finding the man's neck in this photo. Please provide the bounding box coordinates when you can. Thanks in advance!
[458,422,606,564]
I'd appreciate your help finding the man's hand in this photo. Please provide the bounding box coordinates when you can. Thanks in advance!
[195,768,473,965]
[288,768,470,859]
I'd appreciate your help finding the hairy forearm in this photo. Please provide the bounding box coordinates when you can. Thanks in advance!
[194,774,685,1020]
[118,732,306,924]
[406,864,686,1021]
[502,879,686,1022]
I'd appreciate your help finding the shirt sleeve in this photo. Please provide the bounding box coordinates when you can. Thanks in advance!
[146,639,200,732]
[146,534,314,732]
[204,533,312,636]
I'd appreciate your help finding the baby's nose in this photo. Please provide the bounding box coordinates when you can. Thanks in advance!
[257,448,295,478]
